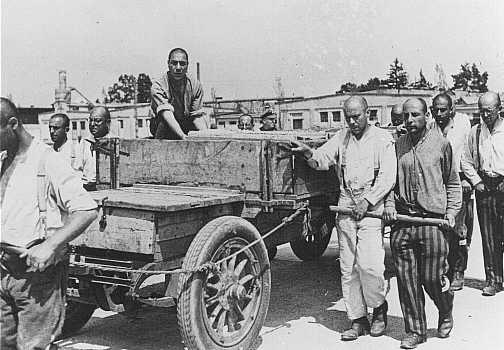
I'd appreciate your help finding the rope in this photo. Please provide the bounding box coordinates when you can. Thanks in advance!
[70,203,309,276]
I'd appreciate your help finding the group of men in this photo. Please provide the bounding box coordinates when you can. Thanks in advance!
[291,91,503,349]
[1,43,502,349]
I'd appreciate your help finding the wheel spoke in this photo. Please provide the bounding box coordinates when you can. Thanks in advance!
[228,255,237,272]
[205,295,219,307]
[238,273,255,285]
[234,259,248,277]
[206,282,219,292]
[216,309,227,334]
[209,304,223,323]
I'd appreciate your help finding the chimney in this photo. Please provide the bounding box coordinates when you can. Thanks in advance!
[54,70,71,112]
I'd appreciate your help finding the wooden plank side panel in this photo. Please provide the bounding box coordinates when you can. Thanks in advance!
[98,139,263,192]
[71,207,155,254]
[269,141,338,196]
[153,203,241,261]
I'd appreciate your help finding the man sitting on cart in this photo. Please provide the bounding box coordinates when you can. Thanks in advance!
[151,47,207,140]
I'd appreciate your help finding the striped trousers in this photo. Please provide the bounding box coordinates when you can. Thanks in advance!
[391,224,454,336]
[475,191,504,286]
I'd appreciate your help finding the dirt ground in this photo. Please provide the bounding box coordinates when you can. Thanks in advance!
[57,215,504,350]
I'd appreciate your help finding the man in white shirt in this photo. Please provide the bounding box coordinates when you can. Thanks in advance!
[431,93,473,291]
[290,96,396,341]
[0,97,97,349]
[461,91,504,296]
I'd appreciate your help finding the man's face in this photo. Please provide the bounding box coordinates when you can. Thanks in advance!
[0,117,19,158]
[89,112,109,138]
[261,116,277,131]
[431,97,454,130]
[49,116,68,145]
[391,111,403,126]
[479,99,501,128]
[168,51,188,81]
[403,102,427,135]
[344,106,368,137]
[238,116,253,130]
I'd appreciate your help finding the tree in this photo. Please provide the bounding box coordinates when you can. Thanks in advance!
[452,63,488,92]
[137,73,152,103]
[409,69,432,89]
[387,58,408,90]
[358,77,382,91]
[106,73,152,103]
[339,82,358,93]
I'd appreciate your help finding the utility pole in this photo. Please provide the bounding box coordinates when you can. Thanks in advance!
[133,78,138,138]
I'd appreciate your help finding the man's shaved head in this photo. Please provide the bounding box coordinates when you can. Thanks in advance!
[432,93,453,109]
[343,96,368,113]
[0,97,18,124]
[391,103,403,126]
[478,91,501,109]
[403,98,428,114]
[90,106,111,121]
[478,91,502,130]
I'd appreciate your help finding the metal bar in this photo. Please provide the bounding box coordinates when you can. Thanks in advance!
[329,206,448,226]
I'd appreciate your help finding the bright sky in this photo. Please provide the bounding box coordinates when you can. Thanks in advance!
[1,0,503,106]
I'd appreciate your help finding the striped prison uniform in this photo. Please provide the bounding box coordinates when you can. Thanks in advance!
[386,128,461,336]
[461,118,504,286]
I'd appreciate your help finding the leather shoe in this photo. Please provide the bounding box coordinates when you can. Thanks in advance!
[450,271,464,291]
[437,312,453,338]
[400,333,426,349]
[370,301,388,337]
[341,317,370,341]
[482,282,496,296]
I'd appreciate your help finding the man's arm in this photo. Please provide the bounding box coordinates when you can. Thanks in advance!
[461,126,483,189]
[292,132,341,170]
[151,77,186,139]
[21,210,97,271]
[21,152,98,271]
[442,142,462,225]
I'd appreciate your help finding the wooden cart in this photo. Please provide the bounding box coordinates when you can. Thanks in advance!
[66,133,338,350]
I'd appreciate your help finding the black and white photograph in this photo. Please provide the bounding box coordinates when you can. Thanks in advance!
[1,1,503,349]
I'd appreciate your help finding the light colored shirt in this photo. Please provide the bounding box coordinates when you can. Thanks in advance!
[309,125,396,211]
[461,117,504,185]
[432,112,471,173]
[0,139,97,246]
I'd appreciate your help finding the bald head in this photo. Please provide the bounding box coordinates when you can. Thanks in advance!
[343,96,368,113]
[433,93,453,109]
[89,106,111,138]
[391,103,403,126]
[0,97,18,124]
[478,91,501,109]
[403,98,428,114]
[478,91,502,129]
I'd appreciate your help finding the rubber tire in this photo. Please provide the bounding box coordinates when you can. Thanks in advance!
[290,216,333,261]
[61,301,96,337]
[177,216,271,350]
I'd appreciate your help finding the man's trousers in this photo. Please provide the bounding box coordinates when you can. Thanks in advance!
[1,261,67,350]
[475,190,504,286]
[391,224,454,336]
[337,215,386,320]
[447,192,474,279]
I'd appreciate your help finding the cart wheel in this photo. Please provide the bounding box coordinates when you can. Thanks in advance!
[178,216,271,350]
[290,214,333,261]
[61,301,96,337]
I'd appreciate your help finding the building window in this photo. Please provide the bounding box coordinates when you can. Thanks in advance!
[218,121,226,128]
[72,121,77,130]
[290,112,303,117]
[229,121,237,125]
[369,109,378,120]
[119,120,124,128]
[332,111,341,122]
[80,121,86,130]
[138,119,143,128]
[293,119,303,129]
[320,111,328,123]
